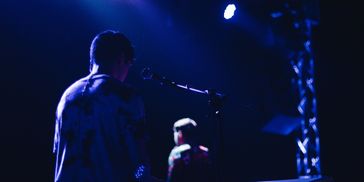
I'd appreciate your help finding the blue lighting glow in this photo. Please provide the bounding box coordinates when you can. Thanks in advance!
[271,12,283,18]
[307,78,314,92]
[309,117,316,124]
[305,40,311,52]
[311,157,319,166]
[224,4,236,19]
[297,139,307,154]
[135,165,145,179]
[298,98,306,115]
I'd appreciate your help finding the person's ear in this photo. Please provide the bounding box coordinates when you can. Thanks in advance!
[89,62,93,73]
[178,131,183,139]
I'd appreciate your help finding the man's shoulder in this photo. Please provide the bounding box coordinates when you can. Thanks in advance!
[197,145,209,153]
[56,74,144,117]
[59,76,88,100]
[90,74,140,100]
[56,76,89,118]
[171,144,192,155]
[170,144,209,156]
[168,144,210,168]
[168,144,191,166]
[63,74,139,99]
[169,144,209,159]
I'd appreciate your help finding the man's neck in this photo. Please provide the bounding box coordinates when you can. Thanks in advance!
[90,64,125,81]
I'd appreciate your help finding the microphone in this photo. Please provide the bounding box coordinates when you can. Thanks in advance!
[140,67,162,81]
[141,67,181,89]
[140,67,152,80]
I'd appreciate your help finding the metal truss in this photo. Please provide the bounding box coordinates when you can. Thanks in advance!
[271,0,321,177]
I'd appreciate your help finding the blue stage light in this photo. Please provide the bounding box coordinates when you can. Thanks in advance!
[224,4,236,19]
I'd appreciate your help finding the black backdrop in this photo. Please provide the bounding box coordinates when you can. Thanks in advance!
[0,0,362,181]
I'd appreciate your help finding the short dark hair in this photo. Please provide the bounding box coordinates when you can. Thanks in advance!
[90,30,134,67]
[173,118,198,142]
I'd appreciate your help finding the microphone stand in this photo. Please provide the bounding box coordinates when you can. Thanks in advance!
[142,68,225,182]
[207,89,224,182]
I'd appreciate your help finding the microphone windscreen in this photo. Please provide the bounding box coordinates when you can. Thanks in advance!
[141,67,153,80]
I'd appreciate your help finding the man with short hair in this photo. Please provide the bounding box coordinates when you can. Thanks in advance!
[53,30,151,181]
[167,118,213,182]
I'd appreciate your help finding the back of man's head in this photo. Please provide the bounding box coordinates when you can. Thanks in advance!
[173,118,198,144]
[90,30,134,68]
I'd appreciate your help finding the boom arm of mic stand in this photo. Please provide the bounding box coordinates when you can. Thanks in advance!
[158,78,226,99]
[141,67,226,99]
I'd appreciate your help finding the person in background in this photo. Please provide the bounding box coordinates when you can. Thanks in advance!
[167,118,213,182]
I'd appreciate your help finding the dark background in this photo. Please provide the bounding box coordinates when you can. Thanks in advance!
[0,0,362,181]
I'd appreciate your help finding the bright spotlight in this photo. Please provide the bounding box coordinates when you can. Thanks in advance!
[224,4,236,20]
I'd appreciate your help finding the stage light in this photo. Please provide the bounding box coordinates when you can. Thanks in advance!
[224,4,236,19]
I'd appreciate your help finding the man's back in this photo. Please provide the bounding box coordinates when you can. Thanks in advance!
[53,74,147,182]
[168,144,213,182]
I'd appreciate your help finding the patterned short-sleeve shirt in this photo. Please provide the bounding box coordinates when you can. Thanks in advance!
[53,74,148,182]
